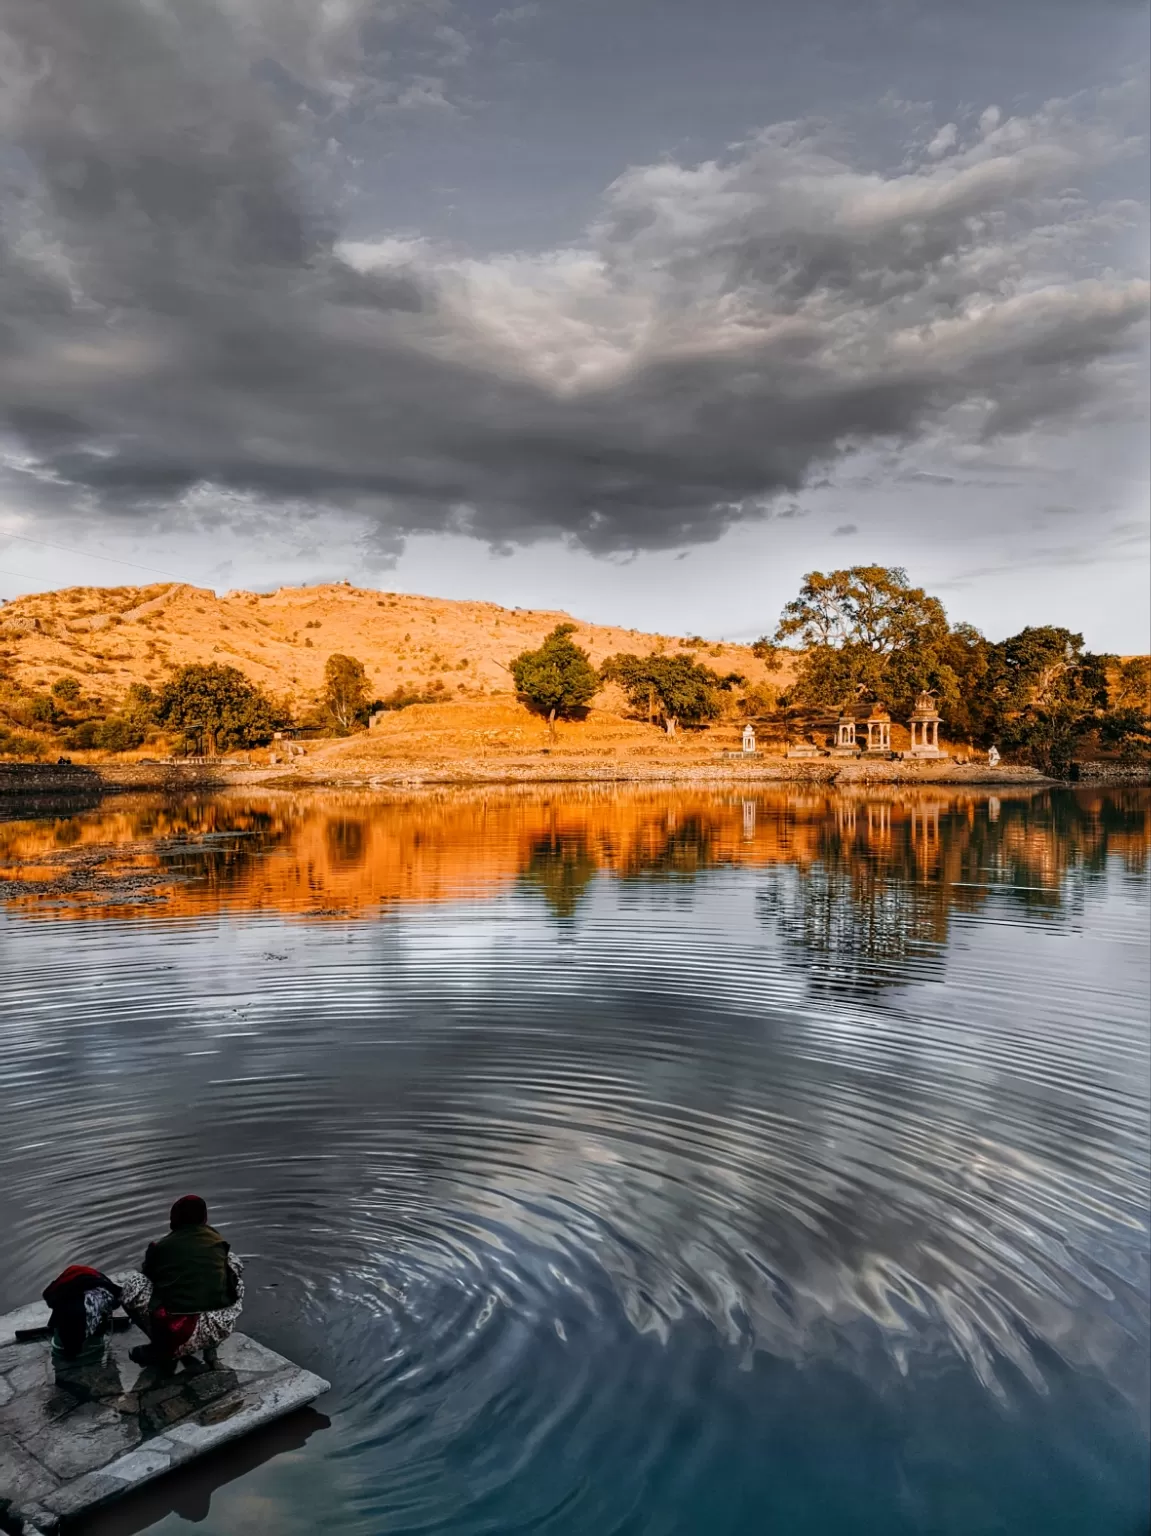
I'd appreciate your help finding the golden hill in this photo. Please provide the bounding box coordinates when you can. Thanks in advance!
[0,580,789,711]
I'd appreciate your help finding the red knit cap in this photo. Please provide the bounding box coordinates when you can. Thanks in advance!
[170,1194,208,1228]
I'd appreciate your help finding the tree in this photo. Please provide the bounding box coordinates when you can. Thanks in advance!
[984,628,1110,776]
[510,624,600,721]
[601,652,726,735]
[155,663,283,755]
[775,566,955,717]
[122,682,157,723]
[323,653,370,732]
[1100,655,1151,758]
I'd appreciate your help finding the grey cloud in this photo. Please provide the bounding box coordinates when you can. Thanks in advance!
[832,524,859,537]
[0,0,1147,558]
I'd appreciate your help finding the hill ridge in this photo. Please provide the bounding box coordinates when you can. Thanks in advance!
[0,580,786,709]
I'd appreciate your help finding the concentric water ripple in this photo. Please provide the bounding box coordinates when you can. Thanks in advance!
[1,786,1148,1535]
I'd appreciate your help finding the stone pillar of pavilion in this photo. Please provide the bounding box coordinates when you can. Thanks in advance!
[906,691,947,758]
[864,705,892,756]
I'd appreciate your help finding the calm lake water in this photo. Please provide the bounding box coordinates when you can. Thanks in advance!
[1,785,1148,1536]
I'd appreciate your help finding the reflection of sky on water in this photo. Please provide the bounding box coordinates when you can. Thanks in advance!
[1,788,1148,1535]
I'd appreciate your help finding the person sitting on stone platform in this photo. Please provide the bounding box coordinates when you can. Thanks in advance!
[43,1264,123,1366]
[120,1195,244,1373]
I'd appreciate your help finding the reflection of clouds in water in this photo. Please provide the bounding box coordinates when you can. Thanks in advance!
[0,787,1147,1531]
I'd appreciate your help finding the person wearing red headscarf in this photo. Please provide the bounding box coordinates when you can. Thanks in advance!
[120,1196,245,1371]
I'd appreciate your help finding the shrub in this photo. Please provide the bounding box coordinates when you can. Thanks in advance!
[94,716,146,752]
[52,675,82,702]
[0,727,46,760]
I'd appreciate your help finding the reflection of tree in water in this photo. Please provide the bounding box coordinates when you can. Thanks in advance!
[520,832,599,919]
[326,817,367,869]
[521,811,724,918]
[617,812,720,882]
[758,789,1150,995]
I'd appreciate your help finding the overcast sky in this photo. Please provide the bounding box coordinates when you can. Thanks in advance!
[1,0,1148,648]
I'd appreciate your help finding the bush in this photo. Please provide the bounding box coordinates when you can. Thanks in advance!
[52,675,82,702]
[373,686,441,712]
[63,719,101,750]
[0,727,46,760]
[95,716,146,752]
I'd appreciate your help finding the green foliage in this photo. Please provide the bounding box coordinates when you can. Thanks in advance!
[1100,707,1151,759]
[155,663,284,754]
[772,568,1132,773]
[980,628,1110,776]
[601,651,726,729]
[51,675,82,702]
[374,685,441,712]
[323,653,371,731]
[62,719,101,750]
[122,682,157,723]
[510,624,600,718]
[778,566,954,717]
[94,716,146,753]
[1111,656,1151,714]
[0,726,46,760]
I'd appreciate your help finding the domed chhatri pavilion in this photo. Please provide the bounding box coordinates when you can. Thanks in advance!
[863,704,892,756]
[906,690,947,759]
[830,706,860,756]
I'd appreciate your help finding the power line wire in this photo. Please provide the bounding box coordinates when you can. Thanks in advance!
[0,530,192,582]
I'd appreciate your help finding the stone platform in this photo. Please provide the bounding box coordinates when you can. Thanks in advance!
[0,1293,329,1535]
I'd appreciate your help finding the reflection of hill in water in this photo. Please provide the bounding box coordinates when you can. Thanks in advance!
[1,787,1147,942]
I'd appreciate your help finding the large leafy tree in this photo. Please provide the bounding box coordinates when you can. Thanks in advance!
[324,653,371,731]
[156,663,284,754]
[983,627,1110,776]
[601,652,727,735]
[510,624,600,720]
[775,566,956,716]
[1101,656,1151,759]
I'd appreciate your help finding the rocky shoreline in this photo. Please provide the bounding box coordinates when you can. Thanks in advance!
[2,756,1147,800]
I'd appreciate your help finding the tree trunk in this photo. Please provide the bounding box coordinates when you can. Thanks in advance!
[548,706,557,741]
[665,716,677,737]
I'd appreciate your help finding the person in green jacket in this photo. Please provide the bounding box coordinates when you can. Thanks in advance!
[121,1195,245,1372]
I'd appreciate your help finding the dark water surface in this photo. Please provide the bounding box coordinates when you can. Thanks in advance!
[1,785,1148,1536]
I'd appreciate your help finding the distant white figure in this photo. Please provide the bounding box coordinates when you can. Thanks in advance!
[742,724,756,755]
[987,745,1001,768]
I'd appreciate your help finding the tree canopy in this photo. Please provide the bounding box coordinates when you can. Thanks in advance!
[776,566,955,717]
[155,663,283,754]
[772,566,1136,771]
[323,653,371,731]
[510,624,600,718]
[601,651,727,733]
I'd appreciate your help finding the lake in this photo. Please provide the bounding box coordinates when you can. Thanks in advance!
[1,785,1148,1536]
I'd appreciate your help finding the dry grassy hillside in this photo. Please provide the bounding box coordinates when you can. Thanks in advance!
[0,581,790,711]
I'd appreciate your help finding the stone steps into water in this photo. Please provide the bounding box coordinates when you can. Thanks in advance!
[0,1294,329,1535]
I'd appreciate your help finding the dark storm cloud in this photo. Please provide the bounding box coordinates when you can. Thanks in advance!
[0,0,1147,555]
